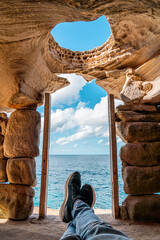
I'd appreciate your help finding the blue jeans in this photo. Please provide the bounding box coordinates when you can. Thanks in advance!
[60,200,132,240]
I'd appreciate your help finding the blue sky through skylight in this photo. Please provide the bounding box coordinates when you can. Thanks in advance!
[37,16,124,155]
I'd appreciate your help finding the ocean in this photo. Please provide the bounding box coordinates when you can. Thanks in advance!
[34,155,127,209]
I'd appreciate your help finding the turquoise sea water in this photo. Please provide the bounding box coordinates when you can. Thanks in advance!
[34,155,127,209]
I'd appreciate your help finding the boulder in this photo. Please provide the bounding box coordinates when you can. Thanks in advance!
[0,184,34,220]
[0,118,8,136]
[117,122,160,143]
[116,111,160,122]
[120,142,160,166]
[122,194,160,221]
[0,159,7,182]
[116,104,157,112]
[7,158,37,187]
[122,165,160,195]
[4,110,41,158]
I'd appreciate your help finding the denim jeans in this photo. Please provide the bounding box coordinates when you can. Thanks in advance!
[60,200,132,240]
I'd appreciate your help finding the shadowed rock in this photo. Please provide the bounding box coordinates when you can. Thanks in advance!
[122,194,160,221]
[116,111,160,122]
[0,159,7,182]
[120,142,160,166]
[117,122,160,143]
[122,165,160,195]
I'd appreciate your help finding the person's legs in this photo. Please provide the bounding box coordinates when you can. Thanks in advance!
[59,172,132,240]
[60,221,81,240]
[72,200,131,240]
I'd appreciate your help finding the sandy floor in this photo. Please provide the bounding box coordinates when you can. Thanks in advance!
[0,207,160,240]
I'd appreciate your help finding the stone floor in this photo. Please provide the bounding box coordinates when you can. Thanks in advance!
[0,208,160,240]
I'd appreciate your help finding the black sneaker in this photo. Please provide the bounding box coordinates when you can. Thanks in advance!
[59,171,81,223]
[80,184,96,208]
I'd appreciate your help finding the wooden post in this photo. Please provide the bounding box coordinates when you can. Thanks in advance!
[108,94,119,218]
[39,93,51,219]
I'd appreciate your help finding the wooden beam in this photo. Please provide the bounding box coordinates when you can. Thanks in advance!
[39,93,51,219]
[108,94,119,218]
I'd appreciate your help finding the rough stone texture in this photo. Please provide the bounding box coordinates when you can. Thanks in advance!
[122,166,160,195]
[0,135,4,160]
[0,1,160,111]
[0,159,7,182]
[0,184,34,220]
[0,113,7,120]
[120,142,160,166]
[0,118,8,136]
[116,104,157,112]
[122,194,160,222]
[0,145,4,160]
[116,111,160,122]
[4,110,41,158]
[117,122,160,143]
[7,158,37,187]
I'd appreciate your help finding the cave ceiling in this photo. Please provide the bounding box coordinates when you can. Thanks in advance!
[0,0,160,111]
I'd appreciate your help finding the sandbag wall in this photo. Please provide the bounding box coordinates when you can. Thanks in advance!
[0,110,41,220]
[116,104,160,221]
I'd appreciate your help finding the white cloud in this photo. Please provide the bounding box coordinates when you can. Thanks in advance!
[51,74,86,107]
[40,92,123,146]
[74,144,77,147]
[98,139,103,144]
[54,96,123,145]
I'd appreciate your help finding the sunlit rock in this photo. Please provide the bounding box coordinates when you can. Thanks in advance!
[7,158,37,187]
[0,184,34,220]
[4,110,41,158]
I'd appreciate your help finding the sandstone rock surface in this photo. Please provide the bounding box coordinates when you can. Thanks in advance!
[120,142,160,166]
[116,111,160,122]
[0,135,4,160]
[0,159,7,182]
[122,166,160,195]
[117,122,160,143]
[0,1,160,111]
[4,110,41,158]
[0,118,8,136]
[7,158,37,187]
[0,184,34,220]
[116,104,157,113]
[122,194,160,221]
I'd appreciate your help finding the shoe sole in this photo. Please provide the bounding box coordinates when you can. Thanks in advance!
[59,172,78,223]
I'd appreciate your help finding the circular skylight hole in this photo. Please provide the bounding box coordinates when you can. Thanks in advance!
[51,15,111,51]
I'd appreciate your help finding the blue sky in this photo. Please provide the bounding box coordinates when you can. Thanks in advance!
[37,16,124,155]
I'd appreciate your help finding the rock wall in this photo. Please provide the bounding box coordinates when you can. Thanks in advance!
[0,109,41,220]
[0,113,8,182]
[116,104,160,221]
